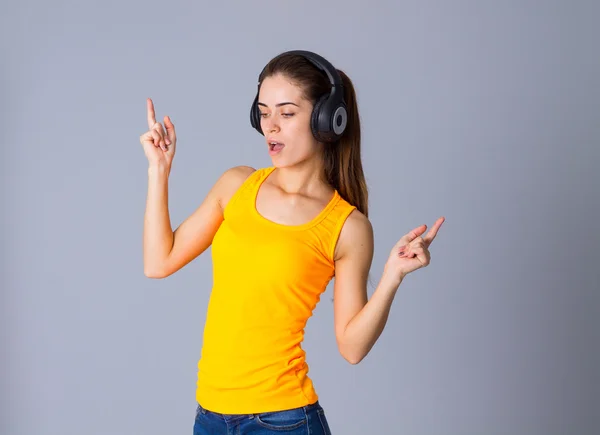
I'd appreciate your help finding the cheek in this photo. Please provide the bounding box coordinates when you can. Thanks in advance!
[292,121,314,145]
[282,115,317,155]
[291,115,313,138]
[292,139,320,159]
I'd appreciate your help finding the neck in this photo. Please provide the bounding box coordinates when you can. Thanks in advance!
[272,158,330,196]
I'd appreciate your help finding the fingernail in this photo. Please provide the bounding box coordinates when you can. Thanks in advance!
[165,138,171,145]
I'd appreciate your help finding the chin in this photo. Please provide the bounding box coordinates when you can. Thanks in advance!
[270,157,312,170]
[268,146,316,168]
[269,158,290,168]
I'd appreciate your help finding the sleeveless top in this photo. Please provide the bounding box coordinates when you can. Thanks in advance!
[195,166,356,414]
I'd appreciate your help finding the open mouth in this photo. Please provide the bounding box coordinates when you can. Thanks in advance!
[268,141,285,153]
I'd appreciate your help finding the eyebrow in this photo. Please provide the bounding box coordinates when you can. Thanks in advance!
[257,102,299,108]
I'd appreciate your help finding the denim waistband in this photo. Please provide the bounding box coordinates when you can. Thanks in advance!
[197,400,322,422]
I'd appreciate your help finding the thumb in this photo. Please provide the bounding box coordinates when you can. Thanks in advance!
[397,224,427,246]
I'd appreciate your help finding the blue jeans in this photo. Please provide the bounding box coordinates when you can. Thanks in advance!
[193,400,332,434]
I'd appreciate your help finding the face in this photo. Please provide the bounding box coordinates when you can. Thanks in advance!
[257,73,321,167]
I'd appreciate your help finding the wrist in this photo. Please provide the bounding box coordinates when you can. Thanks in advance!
[381,266,405,289]
[148,164,170,176]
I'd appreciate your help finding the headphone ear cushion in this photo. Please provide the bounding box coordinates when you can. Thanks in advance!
[250,93,262,134]
[311,94,328,141]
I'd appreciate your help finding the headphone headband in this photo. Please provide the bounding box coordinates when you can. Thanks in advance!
[250,50,348,143]
[258,50,343,87]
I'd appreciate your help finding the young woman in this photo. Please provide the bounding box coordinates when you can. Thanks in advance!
[140,50,445,435]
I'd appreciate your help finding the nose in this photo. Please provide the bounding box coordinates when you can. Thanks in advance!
[262,115,279,133]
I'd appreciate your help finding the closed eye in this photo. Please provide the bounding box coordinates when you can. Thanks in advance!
[259,113,295,118]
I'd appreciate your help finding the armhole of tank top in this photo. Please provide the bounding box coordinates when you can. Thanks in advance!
[222,168,261,219]
[329,205,357,263]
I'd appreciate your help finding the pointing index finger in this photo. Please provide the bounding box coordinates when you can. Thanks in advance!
[424,216,445,245]
[147,98,157,129]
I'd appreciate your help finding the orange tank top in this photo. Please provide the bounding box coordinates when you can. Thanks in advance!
[195,166,356,414]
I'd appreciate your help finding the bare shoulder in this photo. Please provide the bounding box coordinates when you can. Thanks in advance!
[216,165,256,210]
[220,165,256,184]
[334,208,374,262]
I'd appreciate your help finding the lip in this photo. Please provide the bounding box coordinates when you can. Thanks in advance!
[268,141,285,156]
[266,137,285,146]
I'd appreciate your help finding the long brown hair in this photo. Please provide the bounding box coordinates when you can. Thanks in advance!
[259,52,369,217]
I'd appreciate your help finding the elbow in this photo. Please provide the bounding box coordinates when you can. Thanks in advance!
[345,354,364,365]
[144,257,170,279]
[338,344,364,365]
[144,267,165,279]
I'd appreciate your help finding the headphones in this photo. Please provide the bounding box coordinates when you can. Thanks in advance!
[249,50,348,143]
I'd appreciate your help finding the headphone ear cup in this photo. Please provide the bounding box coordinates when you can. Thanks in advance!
[250,93,263,134]
[310,94,328,142]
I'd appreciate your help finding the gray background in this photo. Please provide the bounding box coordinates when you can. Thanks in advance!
[2,1,599,434]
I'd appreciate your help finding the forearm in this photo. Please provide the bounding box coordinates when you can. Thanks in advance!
[143,165,173,277]
[340,270,405,364]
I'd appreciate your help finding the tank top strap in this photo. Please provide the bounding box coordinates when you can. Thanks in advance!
[315,193,357,262]
[223,167,274,219]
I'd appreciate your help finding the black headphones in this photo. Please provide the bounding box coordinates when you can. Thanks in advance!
[249,50,348,143]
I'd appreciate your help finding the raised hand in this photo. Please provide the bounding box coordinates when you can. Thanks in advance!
[384,216,445,280]
[139,98,177,169]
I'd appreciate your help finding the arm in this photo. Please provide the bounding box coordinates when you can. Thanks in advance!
[333,211,404,364]
[143,165,255,279]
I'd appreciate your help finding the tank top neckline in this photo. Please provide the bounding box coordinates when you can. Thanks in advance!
[251,166,341,231]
